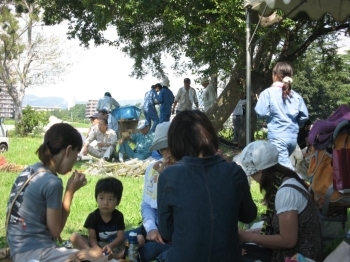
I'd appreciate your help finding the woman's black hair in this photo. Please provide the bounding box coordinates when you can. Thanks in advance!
[36,123,83,166]
[272,62,293,100]
[168,110,218,161]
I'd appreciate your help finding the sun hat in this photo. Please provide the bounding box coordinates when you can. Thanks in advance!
[149,122,171,151]
[200,77,210,84]
[161,77,170,87]
[137,120,149,130]
[240,140,279,176]
[104,92,112,97]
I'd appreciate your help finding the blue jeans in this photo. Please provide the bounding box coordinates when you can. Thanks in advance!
[118,143,150,160]
[269,137,296,170]
[126,226,171,262]
[143,107,159,133]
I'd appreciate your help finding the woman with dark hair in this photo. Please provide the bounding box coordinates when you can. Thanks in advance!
[255,62,308,170]
[5,123,110,262]
[156,110,257,262]
[238,141,322,262]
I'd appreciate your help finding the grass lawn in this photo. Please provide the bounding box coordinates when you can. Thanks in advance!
[0,136,347,258]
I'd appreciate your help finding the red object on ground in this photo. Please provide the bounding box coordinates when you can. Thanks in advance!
[0,156,8,166]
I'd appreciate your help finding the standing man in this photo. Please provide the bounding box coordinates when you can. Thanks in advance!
[81,118,118,161]
[99,108,119,135]
[232,94,246,146]
[96,92,120,112]
[171,78,199,115]
[155,77,174,123]
[201,77,216,112]
[143,85,160,132]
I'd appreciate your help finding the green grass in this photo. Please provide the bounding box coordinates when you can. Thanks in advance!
[68,122,90,128]
[0,137,348,258]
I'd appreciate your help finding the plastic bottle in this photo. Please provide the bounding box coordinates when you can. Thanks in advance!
[127,232,139,262]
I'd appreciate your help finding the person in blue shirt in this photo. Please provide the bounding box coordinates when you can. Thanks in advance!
[96,92,120,112]
[117,120,155,161]
[155,77,175,123]
[143,85,160,132]
[255,62,308,170]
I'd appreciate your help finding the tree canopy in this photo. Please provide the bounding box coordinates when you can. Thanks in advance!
[38,0,350,140]
[0,0,68,122]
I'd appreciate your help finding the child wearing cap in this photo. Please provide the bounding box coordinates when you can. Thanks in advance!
[121,122,173,261]
[238,140,322,262]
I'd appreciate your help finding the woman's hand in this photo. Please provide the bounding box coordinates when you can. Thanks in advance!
[238,230,254,243]
[66,170,87,193]
[146,229,165,244]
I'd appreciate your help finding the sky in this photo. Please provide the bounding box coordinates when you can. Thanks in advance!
[25,23,200,105]
[25,22,350,106]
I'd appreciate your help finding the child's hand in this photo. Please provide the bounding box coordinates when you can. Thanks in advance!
[102,244,113,255]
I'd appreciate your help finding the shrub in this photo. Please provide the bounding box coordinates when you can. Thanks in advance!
[15,106,49,136]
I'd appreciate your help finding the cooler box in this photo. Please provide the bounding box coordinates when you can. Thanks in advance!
[112,106,141,121]
[118,119,139,138]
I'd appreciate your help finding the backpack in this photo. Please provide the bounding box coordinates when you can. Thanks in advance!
[307,122,350,216]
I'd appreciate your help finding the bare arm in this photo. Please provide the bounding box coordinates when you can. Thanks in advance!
[105,230,125,250]
[88,228,100,248]
[46,172,87,238]
[239,211,298,249]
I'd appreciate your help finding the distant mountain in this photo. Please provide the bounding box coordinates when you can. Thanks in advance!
[22,95,143,109]
[23,95,68,109]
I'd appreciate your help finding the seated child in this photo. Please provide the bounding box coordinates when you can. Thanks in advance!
[70,177,125,259]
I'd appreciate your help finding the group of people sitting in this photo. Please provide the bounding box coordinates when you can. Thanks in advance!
[5,112,323,262]
[80,90,159,163]
[4,61,325,262]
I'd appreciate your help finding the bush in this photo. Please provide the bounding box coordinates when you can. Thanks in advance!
[15,106,49,136]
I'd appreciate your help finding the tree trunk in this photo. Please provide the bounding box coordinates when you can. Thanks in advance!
[11,84,25,122]
[207,69,271,147]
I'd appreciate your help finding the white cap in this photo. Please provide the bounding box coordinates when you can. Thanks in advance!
[240,140,279,176]
[149,122,171,151]
[200,77,210,84]
[161,77,170,87]
[137,120,149,130]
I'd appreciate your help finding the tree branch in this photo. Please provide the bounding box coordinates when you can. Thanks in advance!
[279,23,350,62]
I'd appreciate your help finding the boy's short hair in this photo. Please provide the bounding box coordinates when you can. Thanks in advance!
[95,177,123,204]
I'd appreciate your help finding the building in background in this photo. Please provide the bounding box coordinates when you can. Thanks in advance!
[0,87,14,118]
[67,95,76,110]
[85,99,98,117]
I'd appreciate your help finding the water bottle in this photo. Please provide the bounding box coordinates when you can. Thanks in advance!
[127,232,139,262]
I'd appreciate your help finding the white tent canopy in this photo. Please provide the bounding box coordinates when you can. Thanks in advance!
[243,0,350,144]
[245,0,350,22]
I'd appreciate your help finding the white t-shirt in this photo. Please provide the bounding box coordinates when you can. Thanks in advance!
[275,178,309,215]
